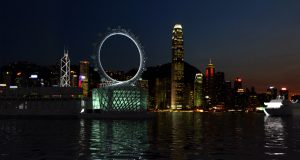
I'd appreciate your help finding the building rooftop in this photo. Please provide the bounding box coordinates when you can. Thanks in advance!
[174,24,182,29]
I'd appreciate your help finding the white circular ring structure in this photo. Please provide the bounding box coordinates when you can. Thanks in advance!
[97,29,145,85]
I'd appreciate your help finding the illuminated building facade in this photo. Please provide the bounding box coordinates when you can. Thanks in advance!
[205,60,215,106]
[267,86,277,99]
[92,84,147,112]
[171,24,184,109]
[183,84,193,109]
[92,28,147,112]
[234,77,246,108]
[194,73,203,108]
[234,77,243,92]
[79,61,89,97]
[155,77,171,109]
[49,64,60,87]
[2,71,12,86]
[279,87,289,100]
[70,70,78,87]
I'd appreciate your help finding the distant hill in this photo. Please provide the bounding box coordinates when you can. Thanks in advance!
[142,62,201,84]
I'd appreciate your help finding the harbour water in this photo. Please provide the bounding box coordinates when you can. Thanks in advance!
[1,112,300,159]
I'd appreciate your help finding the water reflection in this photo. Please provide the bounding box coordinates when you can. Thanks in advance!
[264,116,288,157]
[79,119,149,159]
[148,112,267,159]
[1,113,300,159]
[0,119,81,160]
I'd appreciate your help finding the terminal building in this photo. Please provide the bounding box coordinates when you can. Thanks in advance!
[0,87,83,116]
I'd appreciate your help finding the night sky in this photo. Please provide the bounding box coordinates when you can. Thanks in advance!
[1,0,300,94]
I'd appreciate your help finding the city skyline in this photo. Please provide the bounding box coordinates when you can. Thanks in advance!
[1,0,300,94]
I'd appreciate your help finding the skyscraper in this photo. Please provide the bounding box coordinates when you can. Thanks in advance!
[225,80,234,107]
[267,86,277,99]
[171,24,184,110]
[194,73,204,108]
[70,70,78,87]
[60,49,71,87]
[215,72,225,104]
[234,77,246,108]
[234,77,243,92]
[205,59,215,106]
[79,61,89,97]
[279,87,289,100]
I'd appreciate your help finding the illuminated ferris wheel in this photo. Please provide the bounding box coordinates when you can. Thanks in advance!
[93,28,146,86]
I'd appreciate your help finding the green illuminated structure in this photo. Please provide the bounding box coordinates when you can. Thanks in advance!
[91,28,147,112]
[92,84,147,112]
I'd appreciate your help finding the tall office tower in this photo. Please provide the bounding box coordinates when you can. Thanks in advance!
[60,49,71,87]
[279,87,289,100]
[79,61,90,97]
[225,81,232,90]
[205,59,216,105]
[234,77,243,92]
[184,84,194,109]
[171,24,184,110]
[194,73,204,108]
[215,72,225,104]
[70,70,78,87]
[234,77,246,108]
[225,80,233,107]
[267,86,277,99]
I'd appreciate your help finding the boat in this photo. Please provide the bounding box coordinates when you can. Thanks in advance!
[263,96,300,116]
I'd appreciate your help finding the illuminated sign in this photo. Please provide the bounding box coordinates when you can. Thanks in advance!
[79,75,86,80]
[9,86,18,89]
[237,89,245,93]
[29,74,38,79]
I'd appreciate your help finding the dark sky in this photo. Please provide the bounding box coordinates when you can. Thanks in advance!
[1,0,300,94]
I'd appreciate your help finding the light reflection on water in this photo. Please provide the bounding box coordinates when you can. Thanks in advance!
[0,113,300,159]
[82,120,149,159]
[264,116,287,157]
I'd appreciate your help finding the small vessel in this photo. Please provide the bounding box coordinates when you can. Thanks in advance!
[264,96,300,116]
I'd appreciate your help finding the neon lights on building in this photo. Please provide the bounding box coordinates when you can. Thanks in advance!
[80,61,89,97]
[205,59,216,105]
